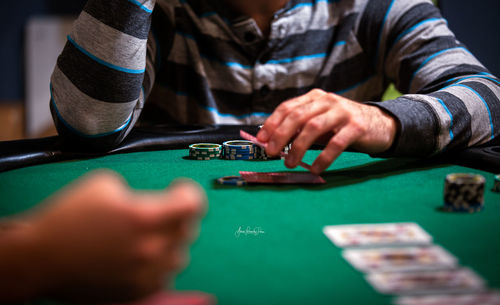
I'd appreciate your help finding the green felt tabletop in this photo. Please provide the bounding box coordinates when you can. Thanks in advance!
[0,150,499,305]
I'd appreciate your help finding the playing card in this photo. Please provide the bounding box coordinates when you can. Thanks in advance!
[395,291,500,305]
[239,171,325,184]
[366,268,485,295]
[323,223,433,248]
[239,130,267,148]
[343,246,458,273]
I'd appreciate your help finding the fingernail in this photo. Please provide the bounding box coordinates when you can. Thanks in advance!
[286,154,296,166]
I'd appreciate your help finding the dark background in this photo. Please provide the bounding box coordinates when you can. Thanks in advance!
[0,0,498,102]
[439,0,500,78]
[0,0,86,101]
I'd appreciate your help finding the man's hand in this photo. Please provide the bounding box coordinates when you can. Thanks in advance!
[1,171,206,303]
[257,89,397,174]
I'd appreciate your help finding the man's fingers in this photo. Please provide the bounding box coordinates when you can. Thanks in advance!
[257,95,310,144]
[285,110,347,168]
[266,98,332,156]
[310,126,362,174]
[257,89,327,143]
[136,180,207,232]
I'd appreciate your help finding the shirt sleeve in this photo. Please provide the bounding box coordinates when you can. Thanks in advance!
[366,0,500,156]
[49,0,158,151]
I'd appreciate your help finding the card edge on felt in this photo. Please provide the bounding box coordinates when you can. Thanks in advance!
[365,267,486,295]
[322,223,433,248]
[341,245,459,273]
[393,290,500,305]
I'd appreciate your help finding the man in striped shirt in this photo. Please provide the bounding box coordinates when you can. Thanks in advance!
[50,0,500,173]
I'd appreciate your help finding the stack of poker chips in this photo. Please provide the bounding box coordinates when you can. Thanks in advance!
[443,173,485,213]
[189,143,222,160]
[222,140,258,160]
[256,143,291,160]
[189,140,292,161]
[493,174,500,192]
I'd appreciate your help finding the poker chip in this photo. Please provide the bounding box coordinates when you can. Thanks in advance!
[188,143,222,160]
[222,140,258,160]
[256,143,291,160]
[443,173,485,213]
[216,176,247,186]
[492,174,500,192]
[223,140,254,149]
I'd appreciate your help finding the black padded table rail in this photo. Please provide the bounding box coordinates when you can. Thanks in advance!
[0,125,499,173]
[0,125,255,173]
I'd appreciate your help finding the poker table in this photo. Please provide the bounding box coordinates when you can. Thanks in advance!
[0,125,499,305]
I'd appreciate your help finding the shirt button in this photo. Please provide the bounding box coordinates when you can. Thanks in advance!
[259,85,271,97]
[244,31,256,43]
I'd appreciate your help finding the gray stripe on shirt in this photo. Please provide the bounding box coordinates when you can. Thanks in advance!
[72,11,148,71]
[412,49,483,93]
[51,66,138,135]
[379,0,433,65]
[440,84,492,146]
[385,20,451,83]
[136,0,155,12]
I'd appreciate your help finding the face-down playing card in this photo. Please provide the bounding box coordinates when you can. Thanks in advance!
[239,171,326,184]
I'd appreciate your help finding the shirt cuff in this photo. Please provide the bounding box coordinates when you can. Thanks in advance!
[366,97,439,157]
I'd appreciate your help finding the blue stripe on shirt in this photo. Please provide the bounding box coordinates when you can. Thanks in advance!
[266,53,327,65]
[204,105,271,119]
[392,18,443,47]
[375,0,396,64]
[198,54,253,69]
[446,75,500,86]
[50,84,132,138]
[435,97,455,141]
[173,91,272,119]
[409,47,471,90]
[447,84,494,140]
[288,0,338,12]
[67,35,146,74]
[127,0,153,13]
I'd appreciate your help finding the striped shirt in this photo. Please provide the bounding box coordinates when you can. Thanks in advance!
[50,0,500,155]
